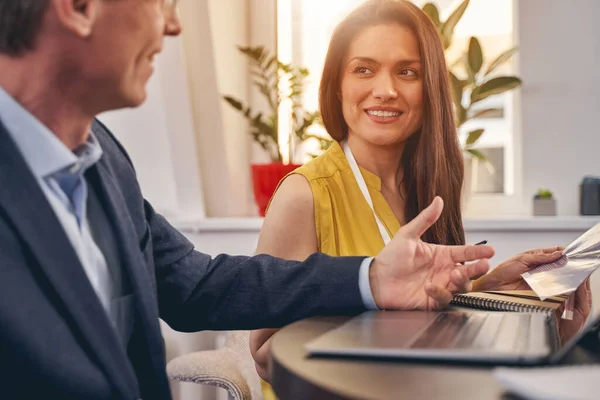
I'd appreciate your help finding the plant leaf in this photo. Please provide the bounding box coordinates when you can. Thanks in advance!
[467,36,483,74]
[463,54,476,85]
[449,71,463,107]
[470,108,499,119]
[466,128,484,146]
[264,55,277,71]
[466,148,487,162]
[456,105,467,127]
[222,95,243,111]
[471,76,522,103]
[249,69,268,82]
[441,0,469,50]
[422,3,441,27]
[449,71,468,126]
[238,45,266,63]
[485,46,519,76]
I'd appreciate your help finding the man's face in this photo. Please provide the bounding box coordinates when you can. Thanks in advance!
[73,0,181,111]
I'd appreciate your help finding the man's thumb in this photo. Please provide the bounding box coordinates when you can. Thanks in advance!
[399,196,443,239]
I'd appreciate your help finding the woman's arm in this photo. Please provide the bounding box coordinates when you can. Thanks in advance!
[249,174,318,382]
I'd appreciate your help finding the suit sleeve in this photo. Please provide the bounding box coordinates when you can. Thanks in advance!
[145,201,367,332]
[91,118,367,332]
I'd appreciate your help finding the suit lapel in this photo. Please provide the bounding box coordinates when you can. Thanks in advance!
[88,149,169,396]
[0,122,138,399]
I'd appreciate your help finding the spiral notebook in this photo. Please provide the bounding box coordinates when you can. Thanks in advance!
[451,290,567,313]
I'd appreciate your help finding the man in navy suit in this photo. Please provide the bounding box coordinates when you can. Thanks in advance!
[0,1,496,399]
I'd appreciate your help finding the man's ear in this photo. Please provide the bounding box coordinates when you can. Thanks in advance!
[51,0,99,37]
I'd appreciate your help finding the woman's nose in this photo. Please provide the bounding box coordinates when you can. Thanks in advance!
[372,77,398,102]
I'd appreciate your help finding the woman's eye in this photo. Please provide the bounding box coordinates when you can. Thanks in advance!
[353,66,372,75]
[399,69,417,77]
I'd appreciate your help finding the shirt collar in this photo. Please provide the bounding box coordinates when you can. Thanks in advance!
[0,85,103,180]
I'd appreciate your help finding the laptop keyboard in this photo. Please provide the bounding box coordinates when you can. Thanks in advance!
[410,312,532,351]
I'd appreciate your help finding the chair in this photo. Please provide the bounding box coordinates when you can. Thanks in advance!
[166,330,263,400]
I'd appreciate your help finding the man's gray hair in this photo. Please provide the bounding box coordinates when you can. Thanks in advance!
[0,0,50,56]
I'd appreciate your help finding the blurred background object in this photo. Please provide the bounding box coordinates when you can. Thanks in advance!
[580,177,600,216]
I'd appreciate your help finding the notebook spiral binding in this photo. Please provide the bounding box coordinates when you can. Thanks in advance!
[452,294,552,315]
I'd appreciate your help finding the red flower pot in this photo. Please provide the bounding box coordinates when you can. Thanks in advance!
[251,163,301,216]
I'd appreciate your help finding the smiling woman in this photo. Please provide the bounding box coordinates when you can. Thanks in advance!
[317,0,464,245]
[250,0,465,398]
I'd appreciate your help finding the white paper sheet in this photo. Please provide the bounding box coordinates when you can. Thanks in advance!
[523,222,600,300]
[494,365,600,400]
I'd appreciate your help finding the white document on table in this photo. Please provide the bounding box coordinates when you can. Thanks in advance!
[494,365,600,400]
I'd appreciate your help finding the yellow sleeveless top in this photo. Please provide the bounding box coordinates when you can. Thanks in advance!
[260,141,401,399]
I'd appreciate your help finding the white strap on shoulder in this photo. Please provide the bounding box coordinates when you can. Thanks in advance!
[342,141,392,245]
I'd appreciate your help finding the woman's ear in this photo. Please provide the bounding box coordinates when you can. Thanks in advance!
[50,0,99,38]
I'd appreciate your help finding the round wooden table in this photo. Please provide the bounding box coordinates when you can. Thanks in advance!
[270,315,521,400]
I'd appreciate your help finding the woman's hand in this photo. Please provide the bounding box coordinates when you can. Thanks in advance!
[557,279,592,344]
[249,328,279,382]
[472,247,564,292]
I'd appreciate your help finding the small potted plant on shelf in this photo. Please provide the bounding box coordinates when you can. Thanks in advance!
[533,188,556,216]
[222,45,327,216]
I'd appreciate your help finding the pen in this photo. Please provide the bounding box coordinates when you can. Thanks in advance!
[475,240,488,245]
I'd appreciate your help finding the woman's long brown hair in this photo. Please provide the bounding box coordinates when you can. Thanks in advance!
[319,0,465,246]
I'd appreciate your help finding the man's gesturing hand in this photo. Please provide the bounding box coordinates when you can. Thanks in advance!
[369,197,495,310]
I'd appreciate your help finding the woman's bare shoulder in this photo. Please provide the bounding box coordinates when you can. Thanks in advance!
[256,174,317,259]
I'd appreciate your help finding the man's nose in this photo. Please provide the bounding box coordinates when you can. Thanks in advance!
[164,6,182,36]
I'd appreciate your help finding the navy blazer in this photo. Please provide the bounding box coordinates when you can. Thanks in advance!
[0,119,366,400]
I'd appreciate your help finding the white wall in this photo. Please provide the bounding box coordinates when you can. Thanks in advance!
[208,0,255,217]
[177,0,236,218]
[518,0,600,216]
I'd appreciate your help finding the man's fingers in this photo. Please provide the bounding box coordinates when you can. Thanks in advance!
[424,281,453,308]
[450,259,490,292]
[449,244,495,263]
[450,268,472,293]
[399,197,443,239]
[462,259,490,280]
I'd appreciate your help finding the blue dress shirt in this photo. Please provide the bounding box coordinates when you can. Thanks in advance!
[0,86,115,317]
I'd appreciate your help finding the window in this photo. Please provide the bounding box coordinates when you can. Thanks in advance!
[278,0,517,198]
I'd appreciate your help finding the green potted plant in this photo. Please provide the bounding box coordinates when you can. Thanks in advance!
[222,45,325,216]
[422,0,522,198]
[533,188,556,216]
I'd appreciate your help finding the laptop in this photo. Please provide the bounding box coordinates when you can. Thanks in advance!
[306,284,599,364]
